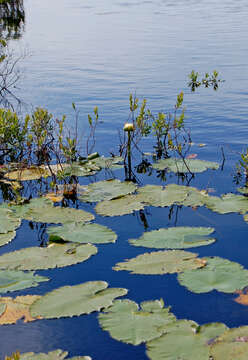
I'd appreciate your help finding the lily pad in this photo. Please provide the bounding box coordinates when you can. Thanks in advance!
[30,281,128,319]
[4,167,49,181]
[95,194,145,217]
[181,188,210,208]
[237,187,248,195]
[113,250,206,275]
[136,184,189,207]
[205,193,248,214]
[91,156,124,169]
[152,158,219,173]
[178,256,248,293]
[24,205,94,224]
[210,326,248,360]
[79,179,137,203]
[129,227,215,249]
[0,242,97,270]
[147,320,228,360]
[0,231,16,247]
[63,162,99,177]
[47,223,117,244]
[0,295,41,324]
[98,299,176,345]
[20,350,91,360]
[0,270,49,293]
[0,208,21,233]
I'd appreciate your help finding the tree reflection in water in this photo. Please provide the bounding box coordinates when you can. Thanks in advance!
[0,0,25,40]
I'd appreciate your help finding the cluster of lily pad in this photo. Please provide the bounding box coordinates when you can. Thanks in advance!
[2,156,248,359]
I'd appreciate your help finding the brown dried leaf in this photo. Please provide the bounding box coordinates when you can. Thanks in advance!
[0,295,41,325]
[234,288,248,305]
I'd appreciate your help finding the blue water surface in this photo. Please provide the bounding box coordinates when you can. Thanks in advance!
[1,0,248,358]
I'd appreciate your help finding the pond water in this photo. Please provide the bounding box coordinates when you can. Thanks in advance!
[1,0,248,359]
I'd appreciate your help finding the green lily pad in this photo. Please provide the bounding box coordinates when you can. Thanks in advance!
[24,205,95,224]
[30,281,128,319]
[237,187,248,195]
[0,232,16,247]
[0,270,49,293]
[91,156,124,169]
[136,184,189,207]
[63,162,99,177]
[146,320,228,360]
[152,158,219,173]
[20,349,91,360]
[98,299,176,345]
[178,256,248,293]
[181,188,210,207]
[129,227,215,249]
[79,179,137,203]
[4,197,54,220]
[210,326,248,360]
[0,208,21,233]
[0,242,97,270]
[95,194,145,217]
[205,193,248,214]
[47,222,117,244]
[113,250,206,275]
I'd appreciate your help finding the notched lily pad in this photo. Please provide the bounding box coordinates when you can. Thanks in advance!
[91,156,124,170]
[30,281,128,319]
[136,184,189,207]
[113,250,206,275]
[98,299,176,345]
[210,326,248,360]
[146,320,228,360]
[0,270,49,293]
[0,295,41,324]
[178,256,248,293]
[129,227,215,249]
[47,222,117,244]
[0,242,97,270]
[205,193,248,214]
[24,205,95,224]
[0,207,21,233]
[79,179,137,203]
[152,158,219,173]
[19,350,91,360]
[95,194,145,217]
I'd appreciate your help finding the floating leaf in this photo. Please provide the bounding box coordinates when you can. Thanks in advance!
[210,326,248,360]
[30,281,128,319]
[95,194,145,217]
[0,243,97,270]
[0,208,21,233]
[20,350,91,360]
[0,295,41,325]
[79,179,137,203]
[91,156,124,169]
[147,320,227,360]
[98,299,176,345]
[178,257,248,293]
[129,227,215,249]
[44,192,64,203]
[4,167,49,181]
[113,250,205,275]
[0,231,16,247]
[186,154,198,159]
[5,197,54,220]
[198,143,206,147]
[136,184,189,207]
[0,270,49,293]
[237,187,248,195]
[63,162,99,177]
[47,222,117,244]
[205,193,248,214]
[24,205,94,224]
[152,158,219,173]
[234,288,248,305]
[182,188,209,208]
